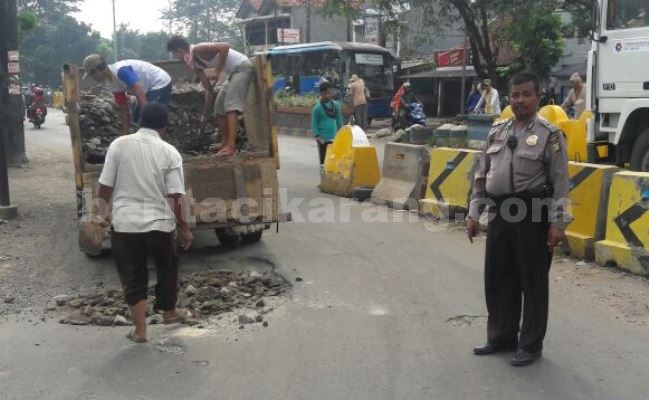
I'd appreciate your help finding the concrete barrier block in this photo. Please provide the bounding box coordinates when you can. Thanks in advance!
[594,171,649,276]
[320,126,380,197]
[371,143,430,210]
[562,163,620,260]
[419,147,481,220]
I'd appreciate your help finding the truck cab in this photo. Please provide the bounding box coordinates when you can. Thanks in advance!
[589,0,649,170]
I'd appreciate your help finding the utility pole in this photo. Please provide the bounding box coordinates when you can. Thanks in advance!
[0,0,20,219]
[112,0,118,61]
[460,29,468,115]
[305,0,311,43]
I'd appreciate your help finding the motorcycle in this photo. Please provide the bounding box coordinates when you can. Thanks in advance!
[392,100,427,131]
[28,106,46,129]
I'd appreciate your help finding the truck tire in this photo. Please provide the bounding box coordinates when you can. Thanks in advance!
[241,230,263,244]
[630,131,649,172]
[215,228,240,248]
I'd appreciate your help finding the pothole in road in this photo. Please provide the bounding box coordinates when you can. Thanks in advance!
[46,260,291,331]
[446,315,487,327]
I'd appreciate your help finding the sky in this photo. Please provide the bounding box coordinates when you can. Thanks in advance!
[75,0,171,38]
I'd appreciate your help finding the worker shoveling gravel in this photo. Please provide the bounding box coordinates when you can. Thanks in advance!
[51,269,289,328]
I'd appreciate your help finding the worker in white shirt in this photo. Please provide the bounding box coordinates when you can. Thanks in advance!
[167,36,254,156]
[97,102,193,343]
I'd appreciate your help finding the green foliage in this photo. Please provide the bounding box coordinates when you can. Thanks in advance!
[115,25,171,61]
[274,91,319,108]
[500,6,565,81]
[18,11,37,41]
[162,0,243,49]
[17,2,111,86]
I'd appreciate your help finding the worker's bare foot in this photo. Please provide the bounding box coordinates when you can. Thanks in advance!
[209,143,225,153]
[126,330,147,343]
[215,146,236,156]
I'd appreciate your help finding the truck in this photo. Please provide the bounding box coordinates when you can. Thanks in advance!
[62,56,289,256]
[588,0,649,171]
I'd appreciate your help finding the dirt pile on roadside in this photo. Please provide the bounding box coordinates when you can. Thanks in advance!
[52,269,289,327]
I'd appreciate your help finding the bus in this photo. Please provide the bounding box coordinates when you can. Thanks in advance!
[267,41,396,122]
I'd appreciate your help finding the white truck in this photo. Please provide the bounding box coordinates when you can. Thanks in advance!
[589,0,649,170]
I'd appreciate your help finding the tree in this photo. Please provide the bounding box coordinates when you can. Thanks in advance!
[17,2,112,85]
[18,11,37,41]
[500,5,565,81]
[162,0,243,48]
[325,0,575,85]
[114,24,171,61]
[17,0,80,21]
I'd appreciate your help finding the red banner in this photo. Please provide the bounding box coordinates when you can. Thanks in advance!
[434,48,466,68]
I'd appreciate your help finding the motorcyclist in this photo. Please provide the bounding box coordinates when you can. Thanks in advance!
[27,86,47,121]
[391,82,422,129]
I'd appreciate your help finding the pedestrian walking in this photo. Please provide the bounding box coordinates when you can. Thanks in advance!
[166,36,254,156]
[96,102,193,343]
[312,81,343,168]
[348,74,369,129]
[466,72,572,366]
[82,54,172,135]
[474,79,501,114]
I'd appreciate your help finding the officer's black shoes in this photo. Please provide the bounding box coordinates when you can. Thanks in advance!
[510,349,542,366]
[473,342,517,355]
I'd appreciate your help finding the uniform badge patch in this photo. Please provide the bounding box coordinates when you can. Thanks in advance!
[526,135,538,146]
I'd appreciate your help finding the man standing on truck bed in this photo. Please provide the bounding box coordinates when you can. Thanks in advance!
[97,102,193,343]
[82,54,172,135]
[166,36,254,157]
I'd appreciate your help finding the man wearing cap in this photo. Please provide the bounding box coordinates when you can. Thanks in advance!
[474,79,501,115]
[467,72,572,366]
[348,74,368,130]
[82,54,172,135]
[97,102,193,343]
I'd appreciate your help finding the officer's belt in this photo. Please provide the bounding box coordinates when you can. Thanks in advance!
[486,185,553,205]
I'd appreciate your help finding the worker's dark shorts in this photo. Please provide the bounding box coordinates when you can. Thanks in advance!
[111,230,178,310]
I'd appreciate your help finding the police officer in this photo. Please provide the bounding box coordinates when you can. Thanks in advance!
[466,72,572,367]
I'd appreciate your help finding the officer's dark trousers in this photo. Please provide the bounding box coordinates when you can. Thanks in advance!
[485,195,552,353]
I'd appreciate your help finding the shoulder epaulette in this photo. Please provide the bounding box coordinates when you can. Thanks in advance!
[538,117,561,133]
[492,118,510,127]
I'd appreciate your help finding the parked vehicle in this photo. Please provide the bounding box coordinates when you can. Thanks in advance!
[589,0,649,170]
[63,56,290,256]
[267,42,396,123]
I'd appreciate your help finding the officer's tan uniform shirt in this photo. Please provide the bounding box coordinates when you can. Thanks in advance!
[468,115,573,229]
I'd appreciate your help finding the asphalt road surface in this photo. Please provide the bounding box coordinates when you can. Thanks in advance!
[1,110,648,400]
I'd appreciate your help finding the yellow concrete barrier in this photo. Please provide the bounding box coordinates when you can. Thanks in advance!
[496,105,514,123]
[419,147,481,220]
[594,171,649,275]
[562,163,619,260]
[539,105,569,125]
[319,125,381,197]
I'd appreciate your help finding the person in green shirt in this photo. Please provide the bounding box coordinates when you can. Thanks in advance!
[312,81,343,166]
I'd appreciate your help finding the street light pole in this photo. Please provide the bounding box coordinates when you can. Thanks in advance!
[112,0,118,61]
